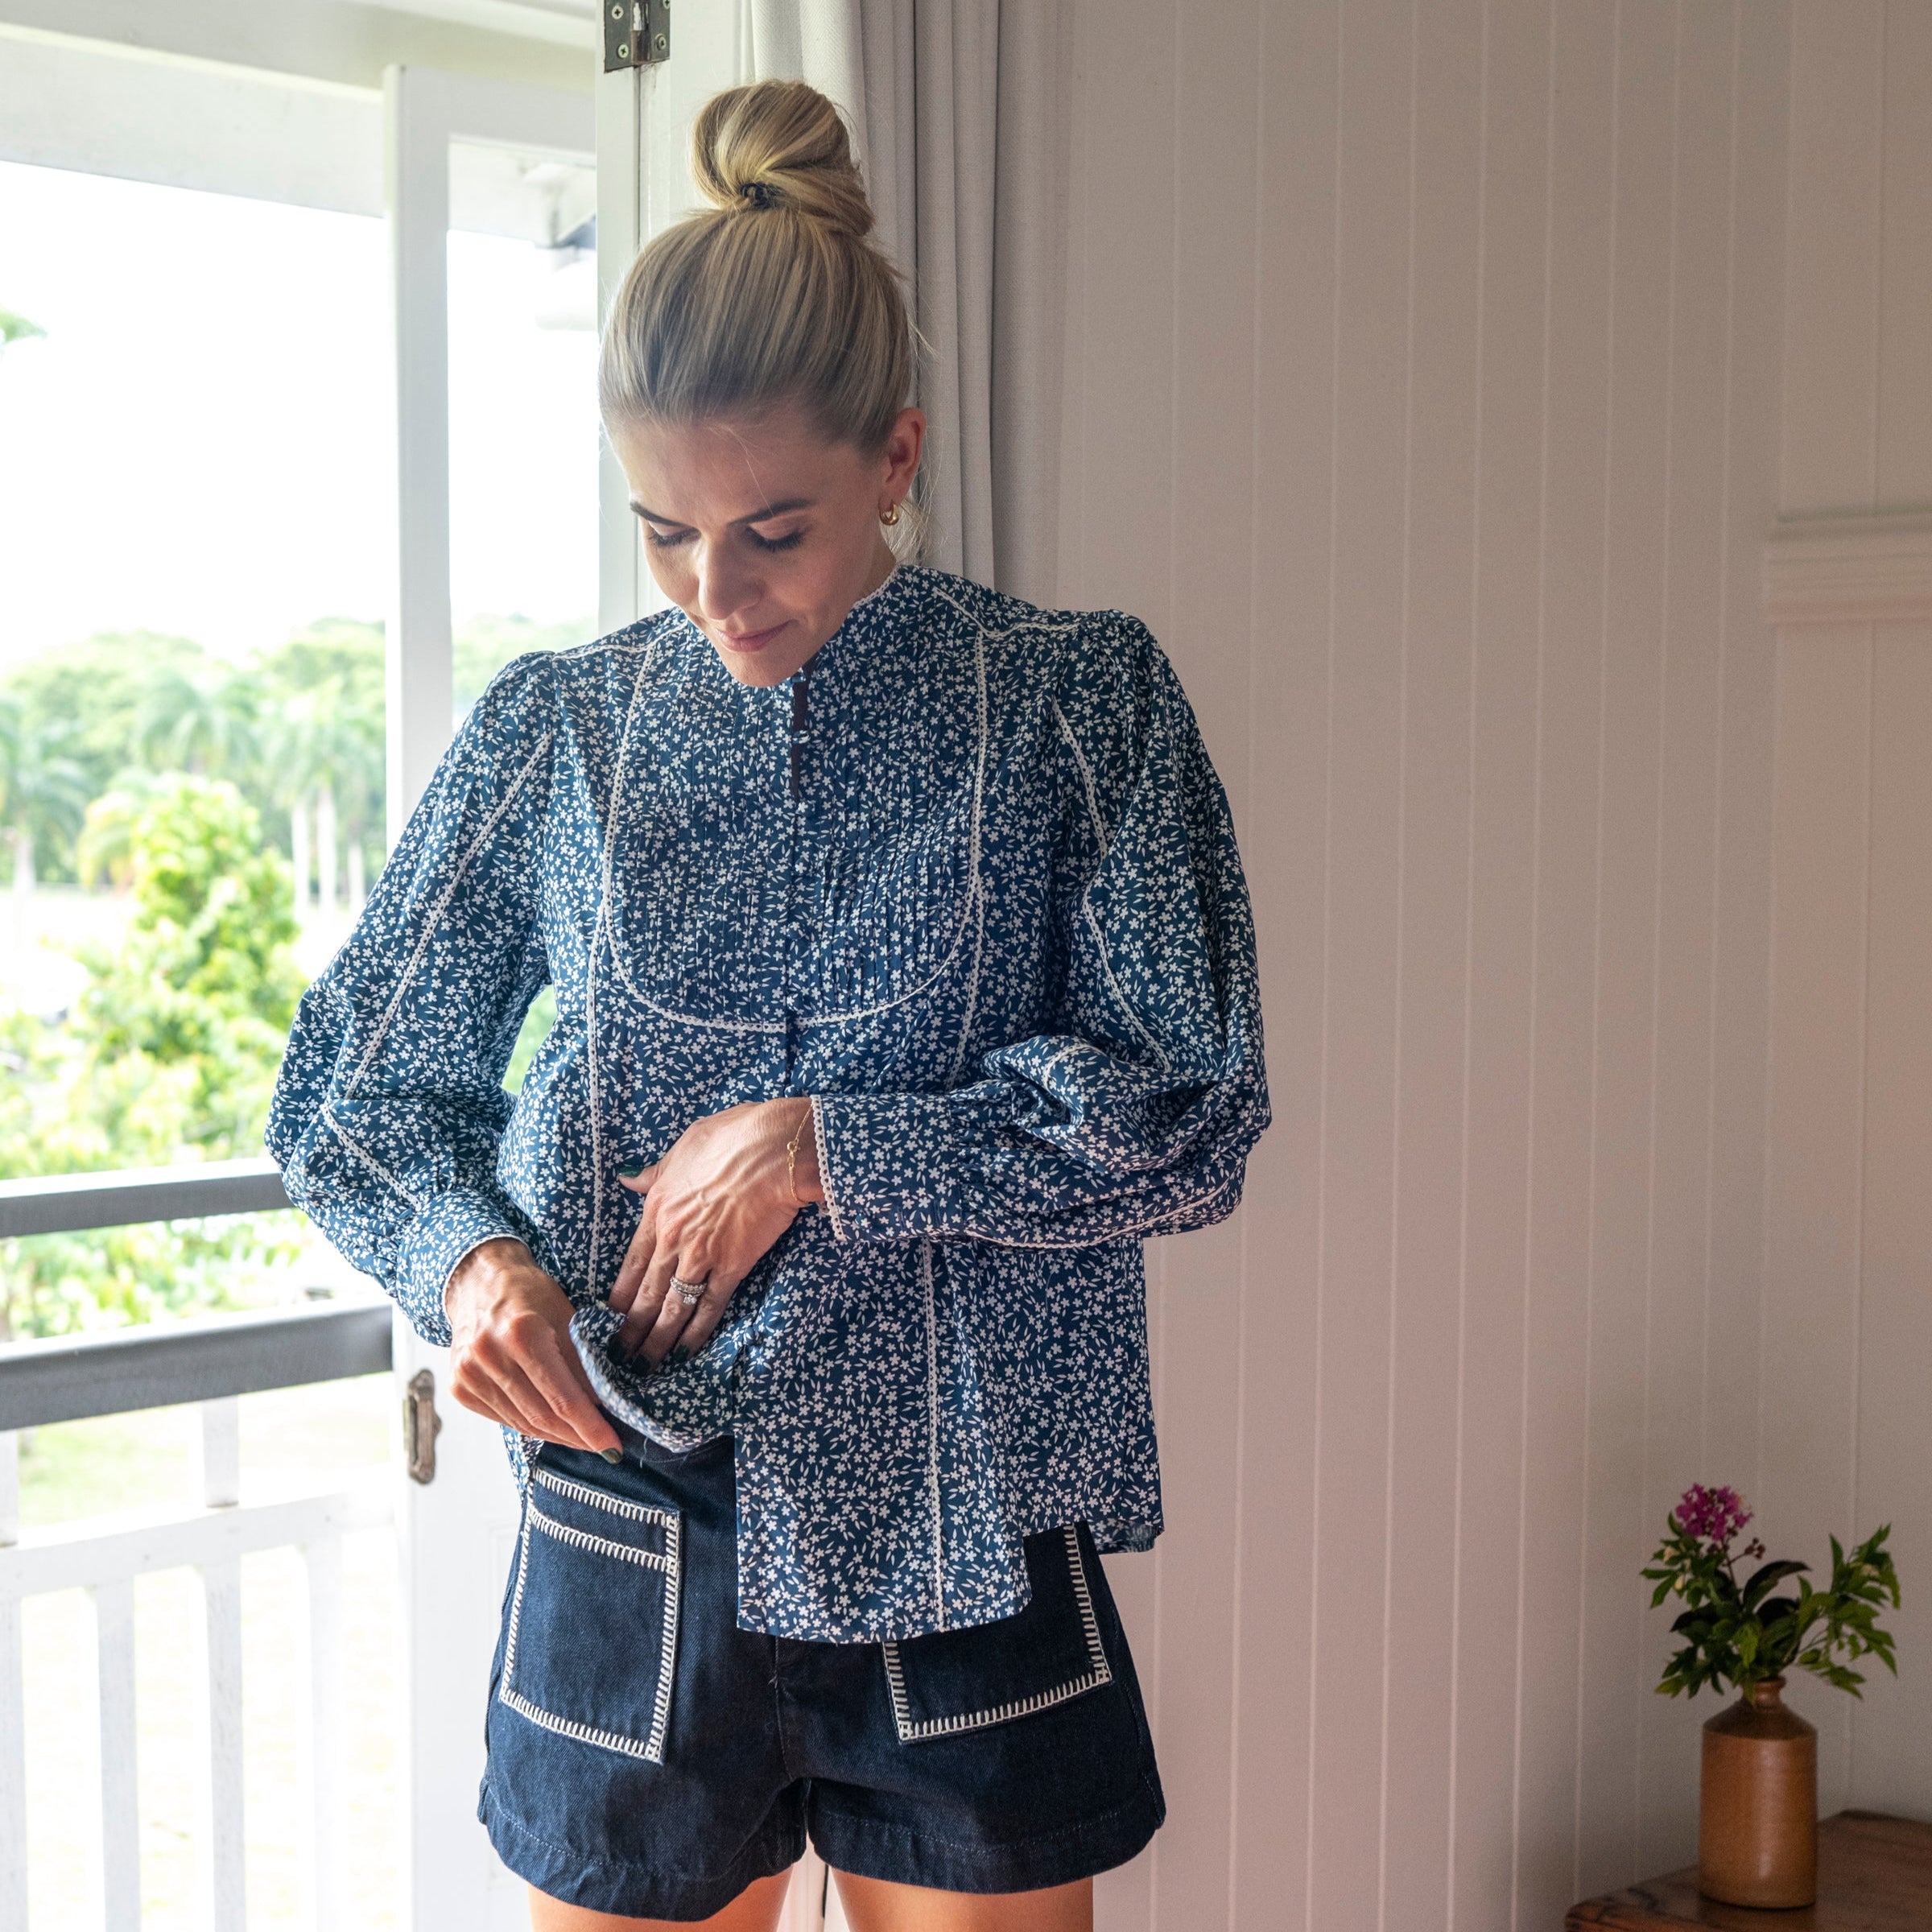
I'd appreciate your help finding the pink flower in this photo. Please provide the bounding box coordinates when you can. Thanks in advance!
[1674,1484,1752,1548]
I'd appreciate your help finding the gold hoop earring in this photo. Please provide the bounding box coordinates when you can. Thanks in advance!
[880,502,901,527]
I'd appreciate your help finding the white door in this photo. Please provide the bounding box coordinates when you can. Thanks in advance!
[382,63,597,1930]
[387,43,846,1931]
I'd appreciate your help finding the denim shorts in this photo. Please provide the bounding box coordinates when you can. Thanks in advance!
[477,1430,1166,1920]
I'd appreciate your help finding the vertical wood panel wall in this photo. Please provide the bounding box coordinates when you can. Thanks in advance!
[1766,0,1932,1843]
[1044,4,1912,1926]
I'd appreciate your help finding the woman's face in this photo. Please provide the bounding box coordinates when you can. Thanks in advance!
[609,399,924,688]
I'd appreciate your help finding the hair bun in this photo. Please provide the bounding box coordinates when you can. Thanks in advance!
[691,79,874,240]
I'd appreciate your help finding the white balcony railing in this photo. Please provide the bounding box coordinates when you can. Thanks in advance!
[1,1161,848,1931]
[0,1161,390,1931]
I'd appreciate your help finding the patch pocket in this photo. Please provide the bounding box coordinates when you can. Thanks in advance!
[881,1525,1113,1744]
[498,1460,683,1763]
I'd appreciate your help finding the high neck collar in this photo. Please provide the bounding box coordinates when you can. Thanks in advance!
[681,561,925,696]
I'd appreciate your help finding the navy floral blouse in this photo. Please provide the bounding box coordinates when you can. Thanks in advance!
[266,563,1269,1642]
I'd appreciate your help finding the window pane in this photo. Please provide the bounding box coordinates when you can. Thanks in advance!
[0,156,595,1336]
[0,162,391,1288]
[0,163,393,1340]
[445,150,599,1087]
[447,150,600,724]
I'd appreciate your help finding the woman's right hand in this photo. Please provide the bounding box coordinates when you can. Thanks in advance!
[443,1237,624,1459]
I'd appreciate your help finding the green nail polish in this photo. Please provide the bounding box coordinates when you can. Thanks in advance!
[617,1162,646,1179]
[671,1344,690,1366]
[600,1446,623,1464]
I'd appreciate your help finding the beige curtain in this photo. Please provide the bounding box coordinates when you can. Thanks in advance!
[741,1,1071,604]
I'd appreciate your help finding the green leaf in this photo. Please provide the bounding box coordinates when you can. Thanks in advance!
[1741,1560,1810,1610]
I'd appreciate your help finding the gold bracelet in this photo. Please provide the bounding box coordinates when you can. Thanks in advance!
[786,1100,811,1206]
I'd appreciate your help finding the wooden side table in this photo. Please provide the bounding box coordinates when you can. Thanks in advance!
[1567,1812,1932,1929]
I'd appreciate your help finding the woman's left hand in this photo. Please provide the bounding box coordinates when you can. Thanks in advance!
[609,1097,821,1365]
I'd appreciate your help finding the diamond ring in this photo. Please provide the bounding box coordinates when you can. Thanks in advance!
[669,1274,707,1307]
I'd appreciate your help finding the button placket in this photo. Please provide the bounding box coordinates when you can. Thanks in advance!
[781,666,810,1089]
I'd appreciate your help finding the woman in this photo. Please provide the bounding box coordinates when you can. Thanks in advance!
[268,78,1269,1932]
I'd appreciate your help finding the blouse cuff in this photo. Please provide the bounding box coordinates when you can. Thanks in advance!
[807,1092,847,1242]
[808,1093,961,1243]
[395,1189,530,1345]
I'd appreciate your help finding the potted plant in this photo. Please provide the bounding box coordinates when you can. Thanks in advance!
[1644,1484,1901,1908]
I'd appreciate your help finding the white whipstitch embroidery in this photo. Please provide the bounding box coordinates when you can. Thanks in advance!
[530,1505,675,1570]
[880,1527,1113,1744]
[532,1463,678,1527]
[499,1482,683,1763]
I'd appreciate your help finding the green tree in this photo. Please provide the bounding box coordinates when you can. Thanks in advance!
[0,697,90,900]
[0,633,208,882]
[258,619,386,902]
[135,659,262,778]
[72,775,303,1150]
[456,613,595,717]
[0,308,45,356]
[0,777,310,1340]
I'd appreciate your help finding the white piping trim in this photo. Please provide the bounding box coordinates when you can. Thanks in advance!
[558,620,670,660]
[586,636,663,1294]
[810,1092,846,1241]
[923,583,1084,650]
[947,1170,1246,1251]
[1082,902,1172,1073]
[342,727,555,1099]
[881,1527,1113,1744]
[943,627,992,1084]
[321,1104,428,1213]
[945,879,988,1085]
[499,1471,683,1763]
[1052,692,1169,1072]
[922,1238,944,1629]
[601,589,994,1032]
[1051,698,1108,856]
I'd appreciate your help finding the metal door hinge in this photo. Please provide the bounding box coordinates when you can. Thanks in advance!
[403,1368,443,1484]
[605,0,671,71]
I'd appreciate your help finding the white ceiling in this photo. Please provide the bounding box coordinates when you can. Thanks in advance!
[0,0,597,242]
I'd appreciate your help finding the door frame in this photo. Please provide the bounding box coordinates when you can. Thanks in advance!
[382,64,593,1930]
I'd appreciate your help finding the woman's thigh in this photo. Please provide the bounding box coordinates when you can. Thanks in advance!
[525,1869,1089,1932]
[526,1868,791,1932]
[832,1870,1092,1932]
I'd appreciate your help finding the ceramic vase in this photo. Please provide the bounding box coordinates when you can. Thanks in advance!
[1697,1676,1818,1908]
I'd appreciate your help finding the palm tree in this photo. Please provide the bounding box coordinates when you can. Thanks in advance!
[268,681,382,925]
[0,700,90,907]
[135,662,262,779]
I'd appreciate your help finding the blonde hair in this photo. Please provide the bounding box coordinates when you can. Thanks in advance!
[599,80,916,475]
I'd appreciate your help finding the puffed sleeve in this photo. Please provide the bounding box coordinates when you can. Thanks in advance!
[810,613,1270,1246]
[264,653,557,1345]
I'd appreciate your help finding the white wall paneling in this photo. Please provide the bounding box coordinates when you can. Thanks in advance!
[1763,513,1932,627]
[1053,2,1931,1925]
[1765,0,1932,1839]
